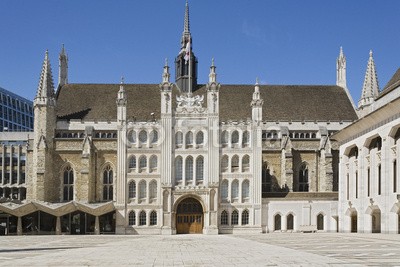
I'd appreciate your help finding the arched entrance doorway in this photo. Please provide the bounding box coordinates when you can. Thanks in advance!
[351,212,357,233]
[176,197,203,234]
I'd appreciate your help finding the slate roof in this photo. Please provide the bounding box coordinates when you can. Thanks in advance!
[376,68,400,100]
[56,83,358,122]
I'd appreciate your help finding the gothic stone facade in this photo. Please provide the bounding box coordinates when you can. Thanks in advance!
[0,4,360,235]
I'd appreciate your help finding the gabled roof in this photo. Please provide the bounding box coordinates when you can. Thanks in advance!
[56,83,357,122]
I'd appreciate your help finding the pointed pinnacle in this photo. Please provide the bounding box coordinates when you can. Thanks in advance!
[120,76,124,84]
[211,58,215,67]
[184,0,190,34]
[369,50,373,57]
[165,58,168,67]
[256,77,259,85]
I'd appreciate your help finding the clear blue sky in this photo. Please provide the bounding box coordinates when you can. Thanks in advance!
[0,0,399,104]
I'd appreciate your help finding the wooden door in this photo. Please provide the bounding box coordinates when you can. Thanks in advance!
[176,214,203,234]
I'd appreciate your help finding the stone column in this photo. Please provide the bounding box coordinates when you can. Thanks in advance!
[56,216,61,235]
[95,216,100,235]
[17,216,22,236]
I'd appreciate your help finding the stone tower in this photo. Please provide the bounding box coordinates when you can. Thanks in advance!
[31,50,57,201]
[175,1,198,93]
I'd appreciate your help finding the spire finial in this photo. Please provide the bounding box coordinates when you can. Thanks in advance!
[165,58,168,67]
[256,77,259,85]
[211,57,215,67]
[184,0,190,34]
[120,76,124,84]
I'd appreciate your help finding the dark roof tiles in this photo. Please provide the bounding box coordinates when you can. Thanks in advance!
[56,83,357,122]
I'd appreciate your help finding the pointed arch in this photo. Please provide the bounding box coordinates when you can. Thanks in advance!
[242,209,249,225]
[139,155,147,172]
[175,131,183,147]
[231,155,239,172]
[221,130,228,146]
[274,213,282,231]
[139,210,146,226]
[150,210,157,226]
[242,179,250,202]
[128,155,136,170]
[221,155,228,172]
[221,179,228,201]
[62,165,74,201]
[128,211,136,226]
[242,154,250,172]
[195,155,204,182]
[242,130,250,147]
[139,130,147,144]
[149,180,157,200]
[221,210,228,225]
[231,179,239,201]
[149,155,158,173]
[139,180,146,200]
[287,213,294,230]
[128,180,136,199]
[196,131,204,145]
[298,163,309,192]
[231,130,239,144]
[175,156,183,183]
[186,131,193,147]
[231,209,239,225]
[150,130,158,144]
[317,213,324,230]
[185,156,194,182]
[102,164,113,201]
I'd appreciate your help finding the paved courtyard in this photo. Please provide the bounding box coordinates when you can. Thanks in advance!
[0,233,399,266]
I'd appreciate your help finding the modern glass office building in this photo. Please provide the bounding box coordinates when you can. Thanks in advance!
[0,87,33,132]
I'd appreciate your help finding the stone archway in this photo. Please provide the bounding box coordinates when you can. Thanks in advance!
[176,197,203,234]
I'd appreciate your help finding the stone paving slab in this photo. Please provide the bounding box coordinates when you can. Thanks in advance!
[0,233,398,266]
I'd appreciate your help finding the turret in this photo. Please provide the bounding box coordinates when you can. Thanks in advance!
[206,58,220,114]
[358,50,380,113]
[251,78,263,123]
[58,44,68,87]
[336,47,346,88]
[160,59,173,114]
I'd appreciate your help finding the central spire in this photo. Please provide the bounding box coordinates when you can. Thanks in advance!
[176,0,198,93]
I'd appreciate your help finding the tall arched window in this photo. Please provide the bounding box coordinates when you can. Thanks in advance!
[175,132,183,147]
[186,131,193,147]
[139,180,146,200]
[175,156,183,183]
[196,131,204,145]
[242,155,250,172]
[231,155,239,172]
[128,155,136,170]
[287,214,294,230]
[221,180,228,201]
[103,165,113,201]
[231,130,239,145]
[221,130,228,146]
[221,155,228,172]
[139,130,147,144]
[150,210,157,226]
[231,210,239,225]
[221,210,228,225]
[128,211,136,226]
[242,209,249,225]
[317,213,324,230]
[242,180,249,202]
[149,155,157,173]
[231,180,239,201]
[196,156,204,182]
[150,130,158,144]
[262,163,272,194]
[149,180,157,200]
[139,156,147,172]
[185,156,193,182]
[299,164,309,192]
[139,210,146,226]
[128,130,136,144]
[274,214,281,231]
[242,131,250,147]
[63,165,74,201]
[128,181,136,199]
